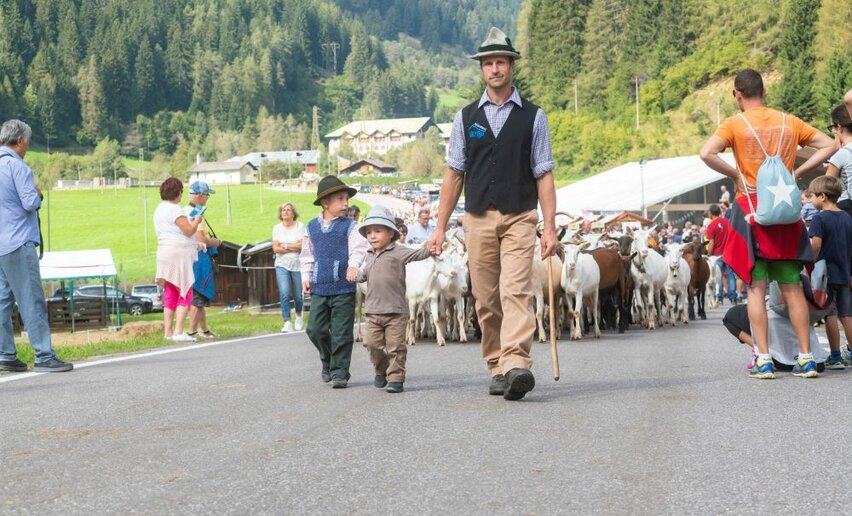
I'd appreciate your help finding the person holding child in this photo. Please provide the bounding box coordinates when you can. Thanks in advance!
[357,206,434,393]
[807,175,852,368]
[300,176,369,388]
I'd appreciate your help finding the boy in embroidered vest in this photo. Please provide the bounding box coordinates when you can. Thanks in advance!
[300,176,369,388]
[357,206,434,393]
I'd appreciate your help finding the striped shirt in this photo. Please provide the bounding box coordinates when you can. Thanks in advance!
[446,87,554,178]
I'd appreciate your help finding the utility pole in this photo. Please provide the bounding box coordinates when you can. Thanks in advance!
[322,42,340,72]
[139,148,148,254]
[311,106,320,150]
[635,76,640,130]
[574,80,578,113]
[259,153,266,214]
[226,176,232,225]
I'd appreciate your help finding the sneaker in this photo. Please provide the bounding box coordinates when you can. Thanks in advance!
[294,318,303,331]
[504,368,535,400]
[374,374,387,388]
[0,358,28,372]
[792,358,819,378]
[170,332,197,342]
[200,329,217,339]
[331,377,348,389]
[281,321,292,333]
[748,357,775,380]
[33,357,73,373]
[825,353,846,370]
[747,352,757,370]
[489,374,507,396]
[386,382,404,393]
[321,367,331,383]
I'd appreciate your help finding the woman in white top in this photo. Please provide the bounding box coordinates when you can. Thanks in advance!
[827,104,852,218]
[272,203,306,332]
[154,177,204,341]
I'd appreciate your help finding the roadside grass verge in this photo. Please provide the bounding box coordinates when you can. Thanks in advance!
[12,308,296,365]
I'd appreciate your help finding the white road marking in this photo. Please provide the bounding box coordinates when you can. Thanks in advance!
[0,331,304,384]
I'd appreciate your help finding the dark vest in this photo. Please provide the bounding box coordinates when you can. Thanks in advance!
[462,96,539,214]
[306,217,356,296]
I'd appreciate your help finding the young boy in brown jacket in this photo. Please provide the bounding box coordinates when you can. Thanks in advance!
[357,206,434,393]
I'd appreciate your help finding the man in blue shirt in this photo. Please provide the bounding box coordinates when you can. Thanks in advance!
[405,208,434,244]
[0,120,73,373]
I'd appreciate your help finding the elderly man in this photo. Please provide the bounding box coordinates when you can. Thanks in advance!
[0,120,72,372]
[405,208,434,244]
[429,27,558,401]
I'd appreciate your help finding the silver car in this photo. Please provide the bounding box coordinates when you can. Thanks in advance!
[131,284,164,311]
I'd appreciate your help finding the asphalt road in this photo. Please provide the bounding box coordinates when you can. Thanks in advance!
[1,307,849,515]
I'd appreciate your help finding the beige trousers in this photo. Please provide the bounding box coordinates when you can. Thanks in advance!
[363,313,408,382]
[465,209,537,376]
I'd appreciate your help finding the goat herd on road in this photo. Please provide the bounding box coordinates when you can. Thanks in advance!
[355,221,720,346]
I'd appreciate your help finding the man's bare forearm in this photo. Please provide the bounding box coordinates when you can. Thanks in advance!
[434,169,464,232]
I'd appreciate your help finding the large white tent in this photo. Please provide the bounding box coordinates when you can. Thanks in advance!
[555,153,736,214]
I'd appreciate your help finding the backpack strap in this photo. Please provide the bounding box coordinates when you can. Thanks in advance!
[774,113,786,156]
[738,113,769,158]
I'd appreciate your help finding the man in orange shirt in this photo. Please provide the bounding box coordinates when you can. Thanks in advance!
[700,69,834,379]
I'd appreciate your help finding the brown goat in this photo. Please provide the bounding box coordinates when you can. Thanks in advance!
[586,247,629,333]
[682,241,710,320]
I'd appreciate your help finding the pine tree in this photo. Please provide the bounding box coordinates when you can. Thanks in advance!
[817,50,852,122]
[777,0,820,121]
[76,56,106,144]
[132,37,155,116]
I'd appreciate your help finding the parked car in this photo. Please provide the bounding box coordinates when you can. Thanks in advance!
[132,284,164,311]
[48,285,153,316]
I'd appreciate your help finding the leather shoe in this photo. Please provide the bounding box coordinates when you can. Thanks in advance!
[489,374,507,395]
[386,382,404,393]
[321,367,331,383]
[33,357,73,373]
[0,358,28,372]
[504,368,535,401]
[374,374,387,388]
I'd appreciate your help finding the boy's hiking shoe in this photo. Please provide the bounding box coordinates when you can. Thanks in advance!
[792,358,818,378]
[374,375,387,388]
[386,382,404,393]
[331,378,348,389]
[825,354,846,370]
[749,358,775,380]
[321,368,331,383]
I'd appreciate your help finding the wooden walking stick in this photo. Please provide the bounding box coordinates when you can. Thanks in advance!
[547,257,560,381]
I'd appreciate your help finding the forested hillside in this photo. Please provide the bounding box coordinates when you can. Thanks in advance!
[0,0,519,174]
[518,0,852,177]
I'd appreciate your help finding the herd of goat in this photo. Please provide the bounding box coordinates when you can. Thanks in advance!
[355,224,723,345]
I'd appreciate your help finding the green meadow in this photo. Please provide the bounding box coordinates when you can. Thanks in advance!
[42,184,370,286]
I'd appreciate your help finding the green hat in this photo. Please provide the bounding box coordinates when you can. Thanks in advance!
[314,175,357,206]
[469,27,521,60]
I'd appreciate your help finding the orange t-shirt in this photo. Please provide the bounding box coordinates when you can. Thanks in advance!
[715,106,818,191]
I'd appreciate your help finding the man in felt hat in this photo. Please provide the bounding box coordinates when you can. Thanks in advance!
[356,205,434,393]
[300,175,369,388]
[428,27,559,401]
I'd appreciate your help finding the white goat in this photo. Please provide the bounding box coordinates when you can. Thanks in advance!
[630,229,669,330]
[663,243,692,326]
[561,241,601,340]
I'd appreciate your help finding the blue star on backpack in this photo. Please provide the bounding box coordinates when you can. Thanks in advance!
[467,123,487,139]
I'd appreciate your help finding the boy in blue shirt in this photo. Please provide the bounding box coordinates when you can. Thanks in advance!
[808,175,852,369]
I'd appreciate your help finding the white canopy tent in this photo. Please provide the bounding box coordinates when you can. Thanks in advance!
[39,249,121,331]
[555,153,736,215]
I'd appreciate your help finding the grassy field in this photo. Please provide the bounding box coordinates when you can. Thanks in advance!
[42,184,370,285]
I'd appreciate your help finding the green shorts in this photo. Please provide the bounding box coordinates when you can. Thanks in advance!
[750,260,801,284]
